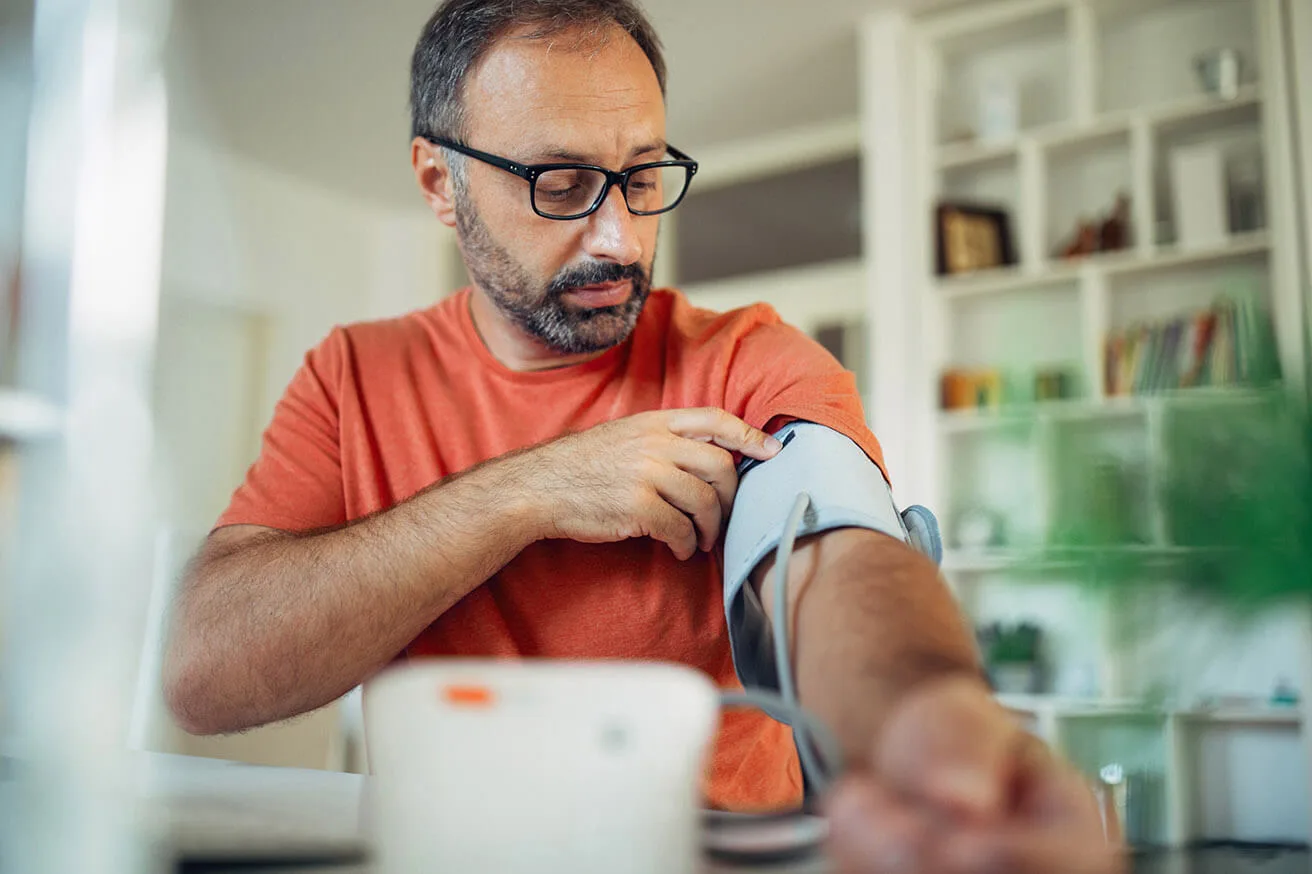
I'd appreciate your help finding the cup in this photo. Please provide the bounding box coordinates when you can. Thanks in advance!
[1196,48,1243,100]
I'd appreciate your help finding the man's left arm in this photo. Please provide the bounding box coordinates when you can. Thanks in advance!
[751,529,1121,874]
[751,528,976,764]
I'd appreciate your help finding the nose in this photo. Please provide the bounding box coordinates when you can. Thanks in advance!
[581,183,644,266]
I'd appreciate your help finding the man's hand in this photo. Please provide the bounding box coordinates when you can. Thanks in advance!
[825,676,1124,874]
[512,407,780,561]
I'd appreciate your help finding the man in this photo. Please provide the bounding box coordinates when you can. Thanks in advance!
[164,1,1118,871]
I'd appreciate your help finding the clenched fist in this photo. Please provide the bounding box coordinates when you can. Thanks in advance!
[825,677,1124,874]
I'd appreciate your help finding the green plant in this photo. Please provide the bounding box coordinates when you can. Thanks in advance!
[980,621,1042,665]
[1043,387,1312,610]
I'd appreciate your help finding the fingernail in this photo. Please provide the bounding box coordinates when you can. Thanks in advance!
[764,435,783,453]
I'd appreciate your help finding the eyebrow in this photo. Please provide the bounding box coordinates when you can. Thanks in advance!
[533,140,668,165]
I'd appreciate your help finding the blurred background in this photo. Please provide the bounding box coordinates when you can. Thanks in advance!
[3,0,1312,864]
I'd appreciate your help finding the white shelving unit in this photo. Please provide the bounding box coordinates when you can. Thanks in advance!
[863,0,1312,849]
[999,693,1307,847]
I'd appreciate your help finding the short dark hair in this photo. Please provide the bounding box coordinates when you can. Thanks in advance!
[410,0,667,142]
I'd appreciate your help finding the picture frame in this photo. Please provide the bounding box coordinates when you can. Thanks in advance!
[935,202,1016,276]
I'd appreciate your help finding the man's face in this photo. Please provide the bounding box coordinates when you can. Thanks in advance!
[451,24,665,355]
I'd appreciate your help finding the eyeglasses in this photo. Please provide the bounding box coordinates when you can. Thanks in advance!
[424,135,698,221]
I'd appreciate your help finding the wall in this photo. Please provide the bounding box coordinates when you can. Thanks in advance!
[158,135,456,437]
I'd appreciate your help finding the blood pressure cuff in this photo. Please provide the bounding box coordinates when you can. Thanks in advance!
[722,421,909,692]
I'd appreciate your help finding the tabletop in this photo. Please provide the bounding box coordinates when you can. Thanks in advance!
[121,753,1312,874]
[141,752,830,874]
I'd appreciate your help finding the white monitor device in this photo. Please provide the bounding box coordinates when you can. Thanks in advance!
[364,660,720,874]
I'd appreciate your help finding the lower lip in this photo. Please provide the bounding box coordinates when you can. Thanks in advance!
[565,280,632,308]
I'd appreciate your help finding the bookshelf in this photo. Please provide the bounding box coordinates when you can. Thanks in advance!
[863,0,1311,848]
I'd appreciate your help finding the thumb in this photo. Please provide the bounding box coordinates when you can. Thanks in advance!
[877,675,1019,820]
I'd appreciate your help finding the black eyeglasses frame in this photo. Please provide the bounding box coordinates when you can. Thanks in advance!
[424,135,698,221]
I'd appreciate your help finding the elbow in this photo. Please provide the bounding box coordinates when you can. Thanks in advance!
[162,616,250,736]
[162,639,223,736]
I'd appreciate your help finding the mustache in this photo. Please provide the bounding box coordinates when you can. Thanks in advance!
[546,261,648,298]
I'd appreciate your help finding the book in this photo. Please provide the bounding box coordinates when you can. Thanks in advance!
[1102,296,1280,396]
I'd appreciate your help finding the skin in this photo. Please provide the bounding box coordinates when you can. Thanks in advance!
[163,21,1121,874]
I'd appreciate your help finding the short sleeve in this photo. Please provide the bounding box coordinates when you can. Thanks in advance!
[727,313,888,481]
[215,329,349,533]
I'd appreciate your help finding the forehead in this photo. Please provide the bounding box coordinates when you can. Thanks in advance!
[461,22,666,158]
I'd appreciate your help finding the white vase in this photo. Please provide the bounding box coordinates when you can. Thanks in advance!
[992,663,1039,694]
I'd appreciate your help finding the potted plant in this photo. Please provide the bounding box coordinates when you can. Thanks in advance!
[979,621,1043,694]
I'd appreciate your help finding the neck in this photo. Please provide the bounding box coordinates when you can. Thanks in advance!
[467,286,606,372]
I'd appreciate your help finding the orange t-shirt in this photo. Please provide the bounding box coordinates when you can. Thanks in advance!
[218,287,885,811]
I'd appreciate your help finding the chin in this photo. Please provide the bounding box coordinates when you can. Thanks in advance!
[559,313,637,353]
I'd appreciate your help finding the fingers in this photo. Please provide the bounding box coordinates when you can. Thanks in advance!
[825,778,931,874]
[937,740,1122,874]
[826,774,1124,874]
[826,681,1119,874]
[665,407,782,460]
[876,676,1018,820]
[650,467,723,553]
[665,438,737,518]
[638,492,699,561]
[1010,732,1101,826]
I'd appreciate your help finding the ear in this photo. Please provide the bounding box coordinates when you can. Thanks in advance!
[411,137,458,228]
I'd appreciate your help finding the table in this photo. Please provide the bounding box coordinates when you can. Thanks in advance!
[139,751,367,866]
[136,754,1310,874]
[141,752,828,873]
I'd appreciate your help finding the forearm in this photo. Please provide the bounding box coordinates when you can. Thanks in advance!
[165,459,540,735]
[754,528,982,766]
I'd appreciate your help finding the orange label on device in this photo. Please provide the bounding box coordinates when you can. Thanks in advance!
[443,685,495,707]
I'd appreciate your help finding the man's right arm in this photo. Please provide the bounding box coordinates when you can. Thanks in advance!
[164,407,781,736]
[164,455,541,735]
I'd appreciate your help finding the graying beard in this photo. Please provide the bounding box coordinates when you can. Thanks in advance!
[454,197,644,355]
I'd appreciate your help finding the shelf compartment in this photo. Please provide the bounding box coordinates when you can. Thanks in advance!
[1108,249,1270,332]
[1154,98,1266,247]
[942,282,1086,408]
[1095,0,1259,116]
[943,425,1045,551]
[1179,719,1310,844]
[1060,713,1172,846]
[935,5,1071,148]
[1046,415,1155,550]
[1046,128,1133,262]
